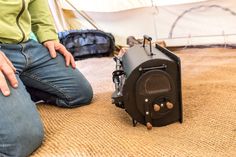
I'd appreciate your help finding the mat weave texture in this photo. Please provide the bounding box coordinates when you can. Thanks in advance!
[32,48,236,157]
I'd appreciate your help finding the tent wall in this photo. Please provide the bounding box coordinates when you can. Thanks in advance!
[53,0,236,46]
[48,0,68,31]
[59,0,207,12]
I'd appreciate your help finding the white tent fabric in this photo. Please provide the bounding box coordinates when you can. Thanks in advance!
[60,0,207,12]
[55,0,236,46]
[48,0,69,31]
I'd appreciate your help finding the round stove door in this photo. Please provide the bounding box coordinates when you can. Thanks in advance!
[134,69,175,125]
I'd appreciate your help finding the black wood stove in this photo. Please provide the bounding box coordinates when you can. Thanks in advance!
[112,35,183,130]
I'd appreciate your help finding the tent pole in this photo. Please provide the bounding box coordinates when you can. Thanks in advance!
[151,0,159,41]
[64,0,99,30]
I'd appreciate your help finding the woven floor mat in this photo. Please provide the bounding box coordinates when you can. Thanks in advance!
[32,48,236,157]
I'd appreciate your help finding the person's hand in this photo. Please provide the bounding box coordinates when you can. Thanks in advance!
[43,40,76,69]
[0,51,18,96]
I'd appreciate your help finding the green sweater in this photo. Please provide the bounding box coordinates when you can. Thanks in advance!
[0,0,58,44]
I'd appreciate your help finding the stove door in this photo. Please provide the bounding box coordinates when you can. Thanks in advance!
[134,69,176,126]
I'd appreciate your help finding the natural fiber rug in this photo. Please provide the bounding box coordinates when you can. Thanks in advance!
[31,48,236,157]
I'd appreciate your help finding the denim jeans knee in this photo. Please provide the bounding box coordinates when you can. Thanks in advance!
[0,78,44,157]
[0,122,44,157]
[13,40,94,108]
[65,80,93,107]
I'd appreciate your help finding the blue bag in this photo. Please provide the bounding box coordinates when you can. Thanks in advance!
[58,29,115,60]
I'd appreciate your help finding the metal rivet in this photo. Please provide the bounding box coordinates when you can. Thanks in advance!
[145,98,148,102]
[146,111,149,115]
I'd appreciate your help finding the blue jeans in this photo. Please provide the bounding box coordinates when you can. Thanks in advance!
[0,40,93,157]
